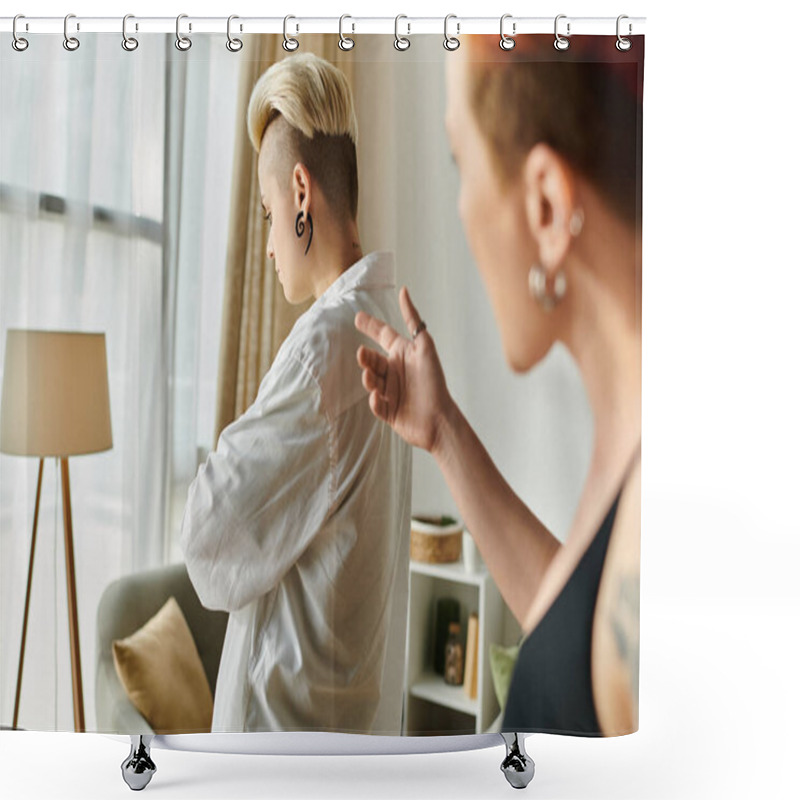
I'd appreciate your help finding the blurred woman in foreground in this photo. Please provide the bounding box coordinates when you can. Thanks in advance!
[356,36,643,735]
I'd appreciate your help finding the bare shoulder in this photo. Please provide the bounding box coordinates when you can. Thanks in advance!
[591,459,641,735]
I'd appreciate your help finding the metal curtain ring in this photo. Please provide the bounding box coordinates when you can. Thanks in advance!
[12,15,29,51]
[122,14,139,51]
[499,14,516,50]
[63,13,80,51]
[394,15,410,51]
[175,14,192,51]
[443,14,460,51]
[616,15,632,51]
[339,14,355,51]
[226,15,243,52]
[283,15,299,51]
[554,14,570,51]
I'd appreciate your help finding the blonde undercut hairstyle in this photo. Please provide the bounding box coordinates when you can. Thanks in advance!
[247,53,359,221]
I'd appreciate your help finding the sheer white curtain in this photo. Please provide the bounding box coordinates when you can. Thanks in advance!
[166,39,240,562]
[0,34,239,731]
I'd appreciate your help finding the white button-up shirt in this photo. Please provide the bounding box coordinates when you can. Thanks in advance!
[180,252,412,733]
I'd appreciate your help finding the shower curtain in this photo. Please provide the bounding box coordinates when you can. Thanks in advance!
[0,25,644,740]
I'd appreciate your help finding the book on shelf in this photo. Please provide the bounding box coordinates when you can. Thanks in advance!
[463,612,479,700]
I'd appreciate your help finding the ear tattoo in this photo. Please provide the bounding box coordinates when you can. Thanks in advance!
[295,211,313,256]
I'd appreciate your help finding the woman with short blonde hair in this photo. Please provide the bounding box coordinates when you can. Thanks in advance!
[182,52,412,735]
[247,52,359,225]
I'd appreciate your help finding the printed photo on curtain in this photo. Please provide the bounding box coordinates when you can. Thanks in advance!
[0,28,644,746]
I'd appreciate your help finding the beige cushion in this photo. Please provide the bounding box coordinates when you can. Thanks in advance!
[112,596,213,734]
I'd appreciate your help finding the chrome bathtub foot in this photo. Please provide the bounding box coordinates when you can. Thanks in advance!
[121,735,156,791]
[500,732,535,789]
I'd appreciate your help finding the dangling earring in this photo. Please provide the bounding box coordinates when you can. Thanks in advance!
[295,210,313,255]
[528,207,584,311]
[528,265,567,312]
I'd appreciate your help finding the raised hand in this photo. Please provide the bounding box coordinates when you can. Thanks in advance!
[355,286,454,454]
[359,287,561,627]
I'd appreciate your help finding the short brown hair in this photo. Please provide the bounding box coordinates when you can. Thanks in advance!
[465,35,643,227]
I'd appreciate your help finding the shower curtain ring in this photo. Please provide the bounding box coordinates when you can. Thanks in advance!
[443,14,460,51]
[339,15,355,51]
[283,15,299,51]
[122,14,139,51]
[12,15,29,51]
[499,14,516,50]
[226,15,243,52]
[394,15,410,51]
[616,15,632,51]
[63,13,80,51]
[175,14,192,51]
[554,14,570,51]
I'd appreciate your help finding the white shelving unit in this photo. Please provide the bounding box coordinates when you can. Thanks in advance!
[403,559,520,735]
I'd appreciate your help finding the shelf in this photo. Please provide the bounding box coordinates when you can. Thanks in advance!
[409,559,488,587]
[409,670,479,717]
[405,558,514,734]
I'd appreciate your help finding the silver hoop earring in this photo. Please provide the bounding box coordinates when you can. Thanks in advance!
[528,264,567,312]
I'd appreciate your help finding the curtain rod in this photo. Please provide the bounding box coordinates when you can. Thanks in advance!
[0,16,646,37]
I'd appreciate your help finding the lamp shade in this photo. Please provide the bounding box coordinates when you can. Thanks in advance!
[0,329,113,457]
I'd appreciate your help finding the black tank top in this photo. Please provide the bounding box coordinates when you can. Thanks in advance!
[501,490,622,735]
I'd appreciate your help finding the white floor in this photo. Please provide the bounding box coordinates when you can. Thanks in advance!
[2,596,798,799]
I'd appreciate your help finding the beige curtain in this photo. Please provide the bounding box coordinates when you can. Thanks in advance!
[214,35,355,444]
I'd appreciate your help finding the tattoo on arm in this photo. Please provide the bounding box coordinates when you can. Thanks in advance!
[610,574,640,710]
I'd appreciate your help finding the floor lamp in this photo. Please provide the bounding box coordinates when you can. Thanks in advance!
[1,330,112,733]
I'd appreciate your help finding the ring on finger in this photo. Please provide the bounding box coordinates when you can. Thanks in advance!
[412,321,427,340]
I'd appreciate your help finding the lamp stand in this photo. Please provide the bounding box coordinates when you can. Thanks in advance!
[12,457,85,733]
[60,457,86,732]
[12,458,44,731]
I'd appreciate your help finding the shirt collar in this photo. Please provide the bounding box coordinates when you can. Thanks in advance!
[317,251,395,304]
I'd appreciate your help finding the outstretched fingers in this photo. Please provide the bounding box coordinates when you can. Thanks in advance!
[399,286,424,340]
[355,310,401,354]
[357,345,388,394]
[356,343,386,375]
[368,390,391,423]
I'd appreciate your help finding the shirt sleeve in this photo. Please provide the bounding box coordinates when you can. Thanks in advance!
[180,351,333,612]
